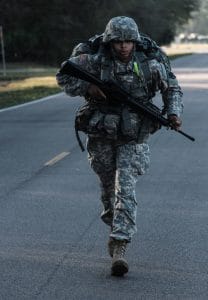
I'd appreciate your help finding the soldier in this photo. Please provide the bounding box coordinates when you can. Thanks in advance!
[56,16,183,276]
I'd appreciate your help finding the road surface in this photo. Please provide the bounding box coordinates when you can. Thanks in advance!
[0,54,207,299]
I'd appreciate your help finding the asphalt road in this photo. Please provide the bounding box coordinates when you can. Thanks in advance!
[0,54,208,299]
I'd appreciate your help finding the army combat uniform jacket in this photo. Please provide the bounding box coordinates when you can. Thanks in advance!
[56,49,183,242]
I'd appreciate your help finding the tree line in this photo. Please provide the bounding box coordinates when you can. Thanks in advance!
[0,0,200,65]
[182,0,208,35]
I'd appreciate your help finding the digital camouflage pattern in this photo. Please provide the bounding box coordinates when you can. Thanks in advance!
[56,16,183,242]
[102,16,141,43]
[57,54,183,118]
[87,139,150,241]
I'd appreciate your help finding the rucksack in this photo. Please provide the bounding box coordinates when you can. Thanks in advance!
[71,33,171,73]
[71,32,172,101]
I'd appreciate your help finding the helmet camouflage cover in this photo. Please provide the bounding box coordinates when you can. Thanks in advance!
[103,16,141,43]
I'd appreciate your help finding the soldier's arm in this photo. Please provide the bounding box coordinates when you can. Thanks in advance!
[149,59,183,129]
[162,71,184,130]
[56,54,100,97]
[161,70,183,114]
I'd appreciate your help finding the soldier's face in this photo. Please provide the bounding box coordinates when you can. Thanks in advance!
[112,41,134,62]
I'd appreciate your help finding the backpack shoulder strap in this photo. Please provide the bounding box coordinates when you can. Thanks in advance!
[134,51,153,98]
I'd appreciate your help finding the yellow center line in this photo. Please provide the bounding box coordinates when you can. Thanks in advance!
[44,151,70,167]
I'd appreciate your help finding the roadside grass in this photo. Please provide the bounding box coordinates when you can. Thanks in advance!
[168,53,193,60]
[0,63,61,109]
[0,53,192,109]
[162,42,208,56]
[0,87,60,109]
[0,76,58,92]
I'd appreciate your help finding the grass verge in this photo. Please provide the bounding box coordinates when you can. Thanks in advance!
[0,86,60,109]
[168,53,193,60]
[0,64,61,109]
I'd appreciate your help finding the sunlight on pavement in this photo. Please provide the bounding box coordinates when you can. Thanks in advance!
[174,68,208,90]
[162,43,208,55]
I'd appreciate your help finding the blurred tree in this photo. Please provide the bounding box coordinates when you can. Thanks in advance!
[127,0,200,44]
[0,0,200,64]
[182,0,208,35]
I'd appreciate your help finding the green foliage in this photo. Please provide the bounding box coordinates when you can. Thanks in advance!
[0,0,200,64]
[182,0,208,35]
[127,0,200,44]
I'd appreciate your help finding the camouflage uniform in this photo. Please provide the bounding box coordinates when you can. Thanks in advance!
[57,16,183,243]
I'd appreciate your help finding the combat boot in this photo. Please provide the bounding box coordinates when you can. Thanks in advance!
[111,240,129,276]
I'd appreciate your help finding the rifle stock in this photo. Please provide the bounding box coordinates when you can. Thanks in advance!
[60,60,195,142]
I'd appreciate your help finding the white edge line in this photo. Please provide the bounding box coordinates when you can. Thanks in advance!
[44,151,70,167]
[0,92,64,113]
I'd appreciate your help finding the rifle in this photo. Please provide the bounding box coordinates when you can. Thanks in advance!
[60,60,195,142]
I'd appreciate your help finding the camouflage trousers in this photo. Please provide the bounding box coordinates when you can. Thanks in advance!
[87,137,150,242]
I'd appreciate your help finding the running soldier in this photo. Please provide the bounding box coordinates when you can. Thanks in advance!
[56,16,183,276]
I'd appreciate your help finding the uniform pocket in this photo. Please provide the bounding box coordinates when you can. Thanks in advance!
[75,103,94,132]
[88,110,105,133]
[103,114,120,139]
[121,109,140,140]
[117,143,150,176]
[134,143,150,175]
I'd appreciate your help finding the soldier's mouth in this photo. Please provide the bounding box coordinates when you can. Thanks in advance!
[120,51,129,56]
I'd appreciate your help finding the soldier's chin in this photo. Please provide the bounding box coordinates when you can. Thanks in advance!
[119,53,131,61]
[120,51,128,56]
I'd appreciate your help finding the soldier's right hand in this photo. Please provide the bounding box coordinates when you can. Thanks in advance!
[87,84,106,100]
[168,115,182,131]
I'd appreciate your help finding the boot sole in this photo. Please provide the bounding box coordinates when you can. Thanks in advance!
[111,259,129,276]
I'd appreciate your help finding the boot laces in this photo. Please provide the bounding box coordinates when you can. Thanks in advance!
[115,241,127,257]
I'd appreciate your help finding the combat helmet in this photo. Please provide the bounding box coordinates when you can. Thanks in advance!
[103,16,141,43]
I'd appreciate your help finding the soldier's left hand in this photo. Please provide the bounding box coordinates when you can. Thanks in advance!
[168,115,182,131]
